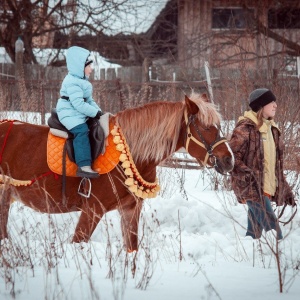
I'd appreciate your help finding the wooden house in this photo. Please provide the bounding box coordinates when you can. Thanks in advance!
[176,0,300,72]
[98,0,300,73]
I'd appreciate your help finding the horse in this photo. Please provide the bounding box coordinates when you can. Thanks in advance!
[0,93,234,252]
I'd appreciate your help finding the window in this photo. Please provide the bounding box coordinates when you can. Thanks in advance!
[212,8,254,29]
[284,56,297,73]
[268,8,300,29]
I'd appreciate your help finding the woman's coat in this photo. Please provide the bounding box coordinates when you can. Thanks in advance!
[229,114,295,206]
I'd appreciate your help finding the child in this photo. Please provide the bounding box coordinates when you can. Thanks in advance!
[56,46,102,178]
[229,88,296,240]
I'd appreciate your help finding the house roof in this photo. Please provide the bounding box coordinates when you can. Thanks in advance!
[112,0,170,35]
[1,1,174,67]
[93,0,177,66]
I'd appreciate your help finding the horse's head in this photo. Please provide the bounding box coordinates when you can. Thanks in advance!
[180,94,234,174]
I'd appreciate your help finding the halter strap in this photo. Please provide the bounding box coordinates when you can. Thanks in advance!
[184,109,227,166]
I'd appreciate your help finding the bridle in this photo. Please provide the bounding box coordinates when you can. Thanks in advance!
[183,109,228,168]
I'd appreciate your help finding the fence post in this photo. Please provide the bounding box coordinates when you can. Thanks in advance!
[142,58,151,82]
[40,74,45,125]
[297,57,300,102]
[15,37,24,79]
[204,61,214,104]
[116,79,125,110]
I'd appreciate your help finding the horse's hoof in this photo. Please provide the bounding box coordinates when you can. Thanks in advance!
[0,232,9,241]
[0,237,10,248]
[127,248,137,253]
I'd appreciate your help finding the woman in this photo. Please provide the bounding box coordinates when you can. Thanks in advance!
[229,88,296,240]
[56,46,103,178]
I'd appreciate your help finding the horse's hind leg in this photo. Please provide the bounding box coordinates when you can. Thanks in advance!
[0,185,11,240]
[119,196,142,252]
[72,198,104,243]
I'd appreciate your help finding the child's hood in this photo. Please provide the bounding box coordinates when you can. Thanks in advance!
[66,46,90,78]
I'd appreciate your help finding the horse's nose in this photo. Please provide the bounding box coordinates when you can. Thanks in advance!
[223,156,234,171]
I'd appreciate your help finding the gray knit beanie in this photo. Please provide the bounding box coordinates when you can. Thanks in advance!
[249,88,276,112]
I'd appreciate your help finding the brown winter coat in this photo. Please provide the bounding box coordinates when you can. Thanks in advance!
[229,115,295,206]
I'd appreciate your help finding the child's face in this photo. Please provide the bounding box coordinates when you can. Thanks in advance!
[84,64,93,77]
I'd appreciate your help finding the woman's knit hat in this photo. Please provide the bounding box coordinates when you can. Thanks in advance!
[249,88,276,112]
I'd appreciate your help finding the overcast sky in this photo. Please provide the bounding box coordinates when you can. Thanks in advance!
[110,0,168,34]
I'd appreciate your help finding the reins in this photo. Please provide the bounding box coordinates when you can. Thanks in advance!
[277,202,298,226]
[245,170,297,226]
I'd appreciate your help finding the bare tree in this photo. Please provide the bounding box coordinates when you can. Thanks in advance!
[0,0,146,65]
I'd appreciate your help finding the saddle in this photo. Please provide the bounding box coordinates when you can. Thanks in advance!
[47,110,120,177]
[47,108,105,162]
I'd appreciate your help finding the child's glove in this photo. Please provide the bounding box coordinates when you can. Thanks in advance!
[95,111,103,119]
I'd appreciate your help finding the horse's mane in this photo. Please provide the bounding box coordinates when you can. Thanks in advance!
[189,92,222,127]
[116,92,222,163]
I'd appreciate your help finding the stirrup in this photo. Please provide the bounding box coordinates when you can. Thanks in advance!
[78,178,92,198]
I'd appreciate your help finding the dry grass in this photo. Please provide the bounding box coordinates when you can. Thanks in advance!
[0,69,299,299]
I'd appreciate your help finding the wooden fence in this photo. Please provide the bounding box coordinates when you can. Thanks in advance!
[1,75,299,123]
[0,69,299,171]
[1,61,299,128]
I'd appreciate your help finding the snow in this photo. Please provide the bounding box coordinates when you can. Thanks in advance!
[0,112,299,299]
[108,0,169,34]
[0,47,12,64]
[0,47,120,80]
[1,166,299,300]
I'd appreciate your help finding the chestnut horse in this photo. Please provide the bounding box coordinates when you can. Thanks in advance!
[0,93,234,251]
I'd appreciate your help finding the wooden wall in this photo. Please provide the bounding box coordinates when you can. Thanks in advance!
[177,0,300,70]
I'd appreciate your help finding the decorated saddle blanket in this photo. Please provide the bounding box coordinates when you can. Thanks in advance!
[47,121,120,176]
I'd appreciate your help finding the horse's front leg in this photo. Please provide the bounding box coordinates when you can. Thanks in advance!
[0,185,11,240]
[72,197,104,243]
[118,195,142,252]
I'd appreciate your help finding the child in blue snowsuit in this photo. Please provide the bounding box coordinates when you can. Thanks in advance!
[56,46,102,178]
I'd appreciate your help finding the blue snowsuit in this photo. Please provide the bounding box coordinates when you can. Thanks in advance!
[56,46,102,167]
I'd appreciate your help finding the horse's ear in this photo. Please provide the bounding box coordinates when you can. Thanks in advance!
[185,95,199,115]
[201,93,209,102]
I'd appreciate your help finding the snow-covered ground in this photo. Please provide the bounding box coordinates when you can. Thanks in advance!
[0,166,299,300]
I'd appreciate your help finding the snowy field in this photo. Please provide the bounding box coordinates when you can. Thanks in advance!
[0,166,299,300]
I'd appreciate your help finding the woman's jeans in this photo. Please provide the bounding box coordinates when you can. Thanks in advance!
[246,196,283,240]
[70,123,91,168]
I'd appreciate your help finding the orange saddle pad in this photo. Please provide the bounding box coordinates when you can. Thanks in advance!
[47,122,120,176]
